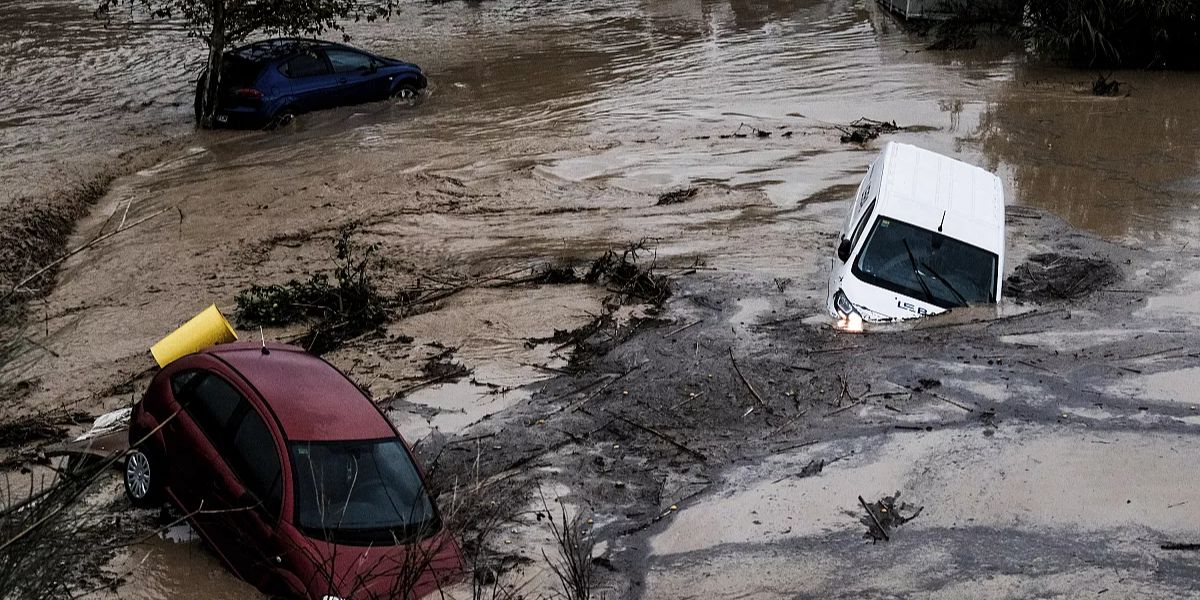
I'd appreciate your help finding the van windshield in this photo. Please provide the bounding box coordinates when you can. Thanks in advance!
[290,439,438,545]
[852,216,997,309]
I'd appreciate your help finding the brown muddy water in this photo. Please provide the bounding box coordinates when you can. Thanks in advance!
[4,0,1200,598]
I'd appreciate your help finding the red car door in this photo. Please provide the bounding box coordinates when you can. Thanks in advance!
[204,394,290,591]
[161,368,250,568]
[164,366,297,593]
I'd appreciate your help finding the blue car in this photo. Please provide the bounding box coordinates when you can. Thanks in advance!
[196,38,427,129]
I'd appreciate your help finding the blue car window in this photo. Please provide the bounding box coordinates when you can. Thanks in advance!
[326,50,374,74]
[282,52,329,78]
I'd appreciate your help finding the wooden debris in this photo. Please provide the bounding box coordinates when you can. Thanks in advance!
[729,347,766,406]
[613,414,707,462]
[858,491,923,543]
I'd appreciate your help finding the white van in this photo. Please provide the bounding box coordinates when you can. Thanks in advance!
[826,142,1005,331]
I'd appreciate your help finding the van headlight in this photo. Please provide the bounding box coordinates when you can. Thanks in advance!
[833,290,864,333]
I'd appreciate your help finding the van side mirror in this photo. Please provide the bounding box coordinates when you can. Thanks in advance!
[837,238,852,262]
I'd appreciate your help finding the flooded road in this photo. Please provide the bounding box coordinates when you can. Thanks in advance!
[0,0,194,202]
[7,0,1200,241]
[4,0,1200,598]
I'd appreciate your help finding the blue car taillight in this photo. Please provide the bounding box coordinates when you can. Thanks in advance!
[232,88,264,100]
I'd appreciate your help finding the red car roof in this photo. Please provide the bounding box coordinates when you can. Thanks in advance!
[205,342,395,442]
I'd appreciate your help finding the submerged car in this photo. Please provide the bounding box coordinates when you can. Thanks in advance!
[196,38,428,128]
[124,341,461,599]
[827,142,1005,331]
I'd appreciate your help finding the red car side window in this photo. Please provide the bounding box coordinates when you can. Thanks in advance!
[228,409,283,517]
[172,371,245,447]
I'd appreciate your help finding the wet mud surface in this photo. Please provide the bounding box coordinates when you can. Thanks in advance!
[420,210,1200,598]
[3,0,1200,598]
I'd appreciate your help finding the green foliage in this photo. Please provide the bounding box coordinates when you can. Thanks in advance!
[935,0,1200,68]
[235,226,389,354]
[95,0,392,49]
[1023,0,1200,68]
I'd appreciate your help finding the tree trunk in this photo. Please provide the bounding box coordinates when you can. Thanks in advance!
[199,0,226,129]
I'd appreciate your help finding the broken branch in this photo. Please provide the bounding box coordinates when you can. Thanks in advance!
[613,414,707,462]
[729,347,765,406]
[858,495,889,541]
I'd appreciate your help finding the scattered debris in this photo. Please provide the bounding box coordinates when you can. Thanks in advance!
[1093,73,1122,96]
[665,319,701,338]
[526,314,612,351]
[837,118,902,144]
[915,378,942,391]
[421,345,470,381]
[1006,253,1122,302]
[858,491,923,543]
[529,262,581,284]
[613,414,707,462]
[729,347,766,407]
[43,408,132,463]
[798,458,826,477]
[584,241,672,306]
[719,123,772,139]
[979,408,999,429]
[0,409,88,449]
[772,458,826,483]
[656,187,699,206]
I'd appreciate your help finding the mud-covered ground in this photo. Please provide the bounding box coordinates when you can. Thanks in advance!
[419,208,1200,599]
[8,178,1199,599]
[3,0,1200,598]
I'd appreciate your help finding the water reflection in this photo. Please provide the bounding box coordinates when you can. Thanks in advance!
[976,67,1200,239]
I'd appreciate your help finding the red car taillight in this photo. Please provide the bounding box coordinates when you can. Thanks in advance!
[233,88,264,100]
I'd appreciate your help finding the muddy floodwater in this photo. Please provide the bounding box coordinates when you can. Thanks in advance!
[4,0,1200,599]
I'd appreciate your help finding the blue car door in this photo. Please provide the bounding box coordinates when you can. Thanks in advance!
[279,51,338,112]
[325,49,391,104]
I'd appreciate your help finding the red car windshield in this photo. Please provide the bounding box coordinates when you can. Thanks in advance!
[290,439,438,545]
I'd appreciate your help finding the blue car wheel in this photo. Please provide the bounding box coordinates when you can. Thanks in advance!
[267,107,297,130]
[390,82,423,107]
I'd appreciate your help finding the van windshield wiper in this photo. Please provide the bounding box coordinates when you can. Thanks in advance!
[902,239,935,304]
[920,260,969,307]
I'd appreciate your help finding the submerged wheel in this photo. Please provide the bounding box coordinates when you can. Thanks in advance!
[124,447,162,508]
[390,83,423,108]
[267,108,297,130]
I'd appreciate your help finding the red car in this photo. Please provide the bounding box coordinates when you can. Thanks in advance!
[124,341,461,599]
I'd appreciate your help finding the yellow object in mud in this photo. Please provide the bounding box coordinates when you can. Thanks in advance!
[150,304,238,367]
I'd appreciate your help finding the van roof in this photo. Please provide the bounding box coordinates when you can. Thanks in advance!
[874,142,1004,256]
